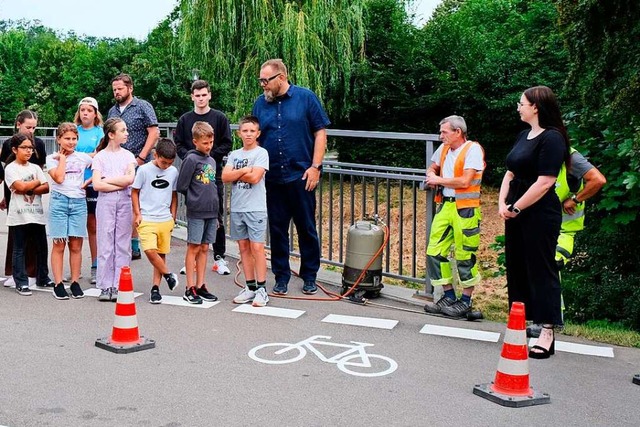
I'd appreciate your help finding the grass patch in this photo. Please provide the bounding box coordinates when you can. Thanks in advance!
[561,320,640,348]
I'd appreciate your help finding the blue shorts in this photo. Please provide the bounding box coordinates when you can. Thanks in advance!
[49,191,88,239]
[229,211,268,243]
[186,217,217,245]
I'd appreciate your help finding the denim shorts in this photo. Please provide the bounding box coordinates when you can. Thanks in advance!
[49,191,88,239]
[229,211,268,243]
[186,217,217,244]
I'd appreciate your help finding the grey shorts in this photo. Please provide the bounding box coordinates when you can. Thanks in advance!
[229,211,268,243]
[186,217,217,244]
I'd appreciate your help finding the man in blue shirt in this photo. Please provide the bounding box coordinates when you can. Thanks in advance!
[252,59,331,295]
[108,73,160,260]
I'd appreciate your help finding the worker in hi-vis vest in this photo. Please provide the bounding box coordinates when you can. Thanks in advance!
[424,115,485,318]
[527,148,606,337]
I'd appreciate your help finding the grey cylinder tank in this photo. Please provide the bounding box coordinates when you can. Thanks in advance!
[342,220,384,291]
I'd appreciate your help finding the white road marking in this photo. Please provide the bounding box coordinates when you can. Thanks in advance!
[82,288,143,299]
[232,304,305,319]
[419,324,501,342]
[322,314,398,330]
[529,338,614,358]
[159,295,220,308]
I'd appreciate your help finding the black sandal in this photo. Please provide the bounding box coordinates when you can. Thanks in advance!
[529,326,555,359]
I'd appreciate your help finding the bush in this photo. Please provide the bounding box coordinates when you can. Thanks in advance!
[562,222,640,331]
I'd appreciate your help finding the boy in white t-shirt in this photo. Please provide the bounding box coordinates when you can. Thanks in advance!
[222,115,270,306]
[131,138,179,304]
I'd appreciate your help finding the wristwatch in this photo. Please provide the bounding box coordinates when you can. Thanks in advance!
[571,194,580,203]
[312,163,323,172]
[508,204,521,214]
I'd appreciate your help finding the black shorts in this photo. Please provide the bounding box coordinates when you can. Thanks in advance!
[86,185,98,215]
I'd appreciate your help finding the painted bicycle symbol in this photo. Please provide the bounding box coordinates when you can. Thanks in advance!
[248,335,398,377]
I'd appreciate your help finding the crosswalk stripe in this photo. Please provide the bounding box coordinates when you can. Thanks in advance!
[322,314,398,330]
[232,304,305,319]
[529,338,614,358]
[419,324,501,342]
[82,288,143,299]
[160,295,220,308]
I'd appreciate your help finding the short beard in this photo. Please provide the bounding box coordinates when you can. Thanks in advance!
[264,90,276,103]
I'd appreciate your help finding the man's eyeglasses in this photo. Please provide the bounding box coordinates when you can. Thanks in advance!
[17,146,35,151]
[516,102,533,107]
[258,73,281,85]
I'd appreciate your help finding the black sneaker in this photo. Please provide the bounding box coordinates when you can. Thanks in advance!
[150,286,162,304]
[53,283,69,300]
[183,286,203,304]
[37,280,55,288]
[16,284,32,296]
[441,299,471,317]
[196,284,218,302]
[526,324,542,338]
[424,296,456,314]
[272,282,288,295]
[131,249,142,260]
[164,272,179,292]
[70,282,84,299]
[302,281,318,295]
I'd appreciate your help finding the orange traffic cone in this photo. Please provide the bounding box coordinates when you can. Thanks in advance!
[473,301,550,407]
[95,266,155,354]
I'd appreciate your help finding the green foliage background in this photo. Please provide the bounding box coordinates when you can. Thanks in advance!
[1,0,639,329]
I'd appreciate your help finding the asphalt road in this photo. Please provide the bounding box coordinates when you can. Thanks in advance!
[1,229,639,427]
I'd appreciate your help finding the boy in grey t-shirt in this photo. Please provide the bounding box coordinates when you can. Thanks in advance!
[221,116,270,306]
[131,138,180,303]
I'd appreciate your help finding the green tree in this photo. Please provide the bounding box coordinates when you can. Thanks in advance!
[178,0,366,119]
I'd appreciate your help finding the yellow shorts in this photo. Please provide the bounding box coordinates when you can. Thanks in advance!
[137,219,174,254]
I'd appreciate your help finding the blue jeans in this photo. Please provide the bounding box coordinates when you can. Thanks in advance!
[11,223,50,287]
[266,179,320,284]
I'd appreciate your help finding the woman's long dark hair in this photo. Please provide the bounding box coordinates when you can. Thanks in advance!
[524,85,571,169]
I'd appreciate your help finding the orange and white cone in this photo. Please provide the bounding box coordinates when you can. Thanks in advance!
[95,266,155,354]
[473,301,550,407]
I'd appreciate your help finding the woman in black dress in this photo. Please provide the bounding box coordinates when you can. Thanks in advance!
[499,86,570,359]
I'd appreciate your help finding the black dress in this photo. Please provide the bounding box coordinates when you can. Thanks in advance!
[504,129,566,325]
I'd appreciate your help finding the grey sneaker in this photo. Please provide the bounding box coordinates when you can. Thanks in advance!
[233,287,256,304]
[424,296,456,314]
[252,287,269,307]
[165,272,179,291]
[90,267,97,285]
[110,287,118,302]
[441,299,471,318]
[98,288,111,301]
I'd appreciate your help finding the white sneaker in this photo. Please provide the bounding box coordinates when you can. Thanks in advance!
[233,287,256,304]
[252,287,269,307]
[211,255,230,275]
[4,277,15,288]
[179,266,187,275]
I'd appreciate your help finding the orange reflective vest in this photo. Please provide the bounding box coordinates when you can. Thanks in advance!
[433,141,485,208]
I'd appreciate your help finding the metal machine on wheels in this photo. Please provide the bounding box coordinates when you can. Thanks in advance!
[341,216,387,299]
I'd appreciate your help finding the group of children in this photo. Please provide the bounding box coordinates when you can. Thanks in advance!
[1,106,272,307]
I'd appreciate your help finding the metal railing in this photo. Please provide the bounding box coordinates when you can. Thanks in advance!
[1,124,439,292]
